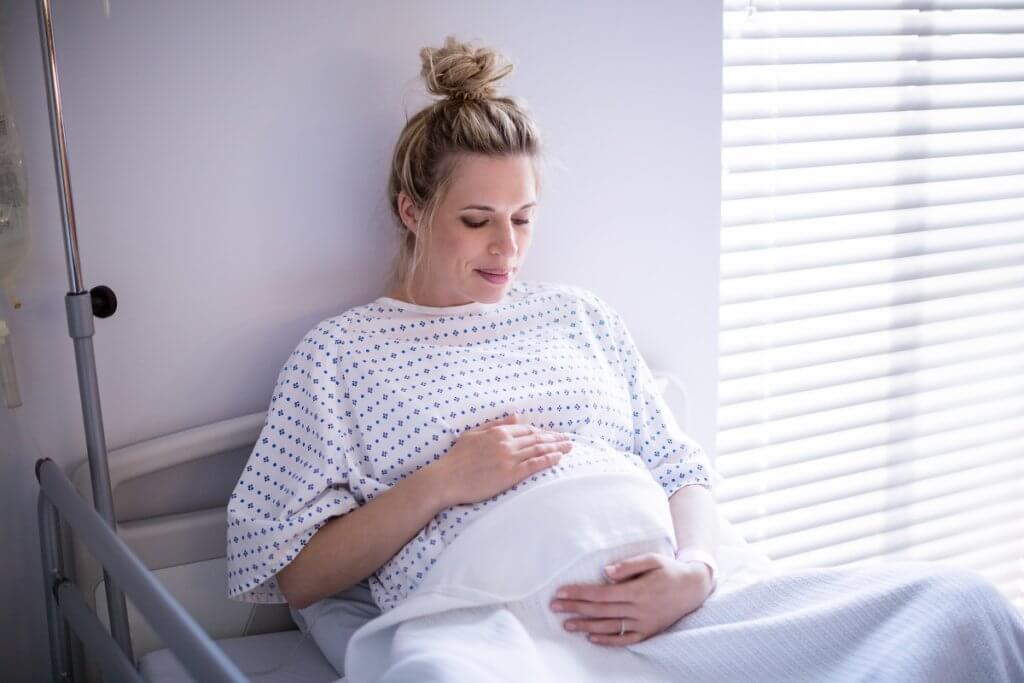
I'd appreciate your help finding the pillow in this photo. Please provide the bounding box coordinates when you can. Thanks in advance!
[290,579,381,675]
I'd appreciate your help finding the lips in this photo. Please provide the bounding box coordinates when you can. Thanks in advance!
[476,269,510,284]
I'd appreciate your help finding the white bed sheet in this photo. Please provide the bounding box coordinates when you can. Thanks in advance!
[138,630,342,683]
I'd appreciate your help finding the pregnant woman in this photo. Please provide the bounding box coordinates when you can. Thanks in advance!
[227,37,1024,682]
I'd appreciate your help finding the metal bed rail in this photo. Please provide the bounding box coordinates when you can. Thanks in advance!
[35,457,251,683]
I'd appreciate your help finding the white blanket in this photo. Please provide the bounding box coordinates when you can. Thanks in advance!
[339,470,770,682]
[334,473,1024,682]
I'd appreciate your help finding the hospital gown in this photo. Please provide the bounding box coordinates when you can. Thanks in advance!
[227,279,714,611]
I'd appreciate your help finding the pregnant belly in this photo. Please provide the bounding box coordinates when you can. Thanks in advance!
[417,466,677,600]
[505,437,649,494]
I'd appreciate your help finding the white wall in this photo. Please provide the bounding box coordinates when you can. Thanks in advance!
[0,2,721,679]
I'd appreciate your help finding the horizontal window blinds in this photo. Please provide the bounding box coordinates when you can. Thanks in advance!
[719,0,1024,611]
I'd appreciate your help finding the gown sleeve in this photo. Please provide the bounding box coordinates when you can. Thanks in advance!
[226,322,362,603]
[597,298,723,498]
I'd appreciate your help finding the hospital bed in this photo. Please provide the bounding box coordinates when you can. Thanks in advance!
[38,410,349,682]
[35,373,712,682]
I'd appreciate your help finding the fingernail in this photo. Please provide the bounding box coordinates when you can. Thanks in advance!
[605,564,618,576]
[564,622,576,631]
[556,589,568,598]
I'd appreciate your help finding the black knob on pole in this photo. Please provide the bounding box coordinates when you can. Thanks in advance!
[90,285,117,318]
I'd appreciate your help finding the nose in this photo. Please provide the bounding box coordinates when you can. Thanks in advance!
[489,219,519,258]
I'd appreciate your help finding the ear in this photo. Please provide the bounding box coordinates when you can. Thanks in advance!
[397,191,423,235]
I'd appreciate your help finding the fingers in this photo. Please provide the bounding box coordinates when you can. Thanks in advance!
[550,598,633,620]
[604,554,665,581]
[557,613,648,646]
[472,412,519,431]
[563,617,637,636]
[476,414,572,442]
[523,439,573,460]
[585,629,646,647]
[519,439,573,464]
[553,581,633,604]
[501,423,545,438]
[512,444,569,480]
[473,413,546,436]
[511,430,571,448]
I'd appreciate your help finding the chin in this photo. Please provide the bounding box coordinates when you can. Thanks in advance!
[476,289,507,304]
[470,272,514,302]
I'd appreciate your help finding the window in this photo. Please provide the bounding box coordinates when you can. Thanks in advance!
[718,0,1024,611]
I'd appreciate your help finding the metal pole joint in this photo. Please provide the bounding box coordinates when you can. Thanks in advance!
[65,292,95,339]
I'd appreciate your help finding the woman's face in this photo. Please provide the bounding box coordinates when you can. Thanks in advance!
[397,153,537,307]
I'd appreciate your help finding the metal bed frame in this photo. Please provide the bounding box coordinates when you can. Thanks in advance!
[36,458,250,683]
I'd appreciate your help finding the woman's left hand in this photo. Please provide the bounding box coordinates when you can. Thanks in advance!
[549,553,714,646]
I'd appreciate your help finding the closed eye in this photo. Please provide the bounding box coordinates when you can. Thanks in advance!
[460,218,532,228]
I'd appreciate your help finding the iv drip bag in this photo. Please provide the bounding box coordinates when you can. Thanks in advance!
[0,63,31,310]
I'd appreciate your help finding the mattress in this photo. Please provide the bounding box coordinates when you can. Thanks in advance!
[138,630,342,682]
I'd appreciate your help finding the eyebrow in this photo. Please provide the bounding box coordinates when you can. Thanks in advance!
[459,202,537,211]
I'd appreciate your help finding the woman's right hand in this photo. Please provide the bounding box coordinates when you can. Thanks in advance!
[431,413,573,507]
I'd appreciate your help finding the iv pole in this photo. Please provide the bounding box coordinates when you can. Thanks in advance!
[34,0,134,662]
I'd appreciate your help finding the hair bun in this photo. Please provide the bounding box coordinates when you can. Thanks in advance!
[420,36,513,102]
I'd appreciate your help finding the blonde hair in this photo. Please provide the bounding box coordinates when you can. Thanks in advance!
[386,36,543,302]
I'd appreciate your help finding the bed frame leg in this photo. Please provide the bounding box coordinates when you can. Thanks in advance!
[38,493,75,682]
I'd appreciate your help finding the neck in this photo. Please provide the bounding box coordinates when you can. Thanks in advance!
[387,274,468,308]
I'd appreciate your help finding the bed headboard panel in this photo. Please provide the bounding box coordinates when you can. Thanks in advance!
[67,412,295,672]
